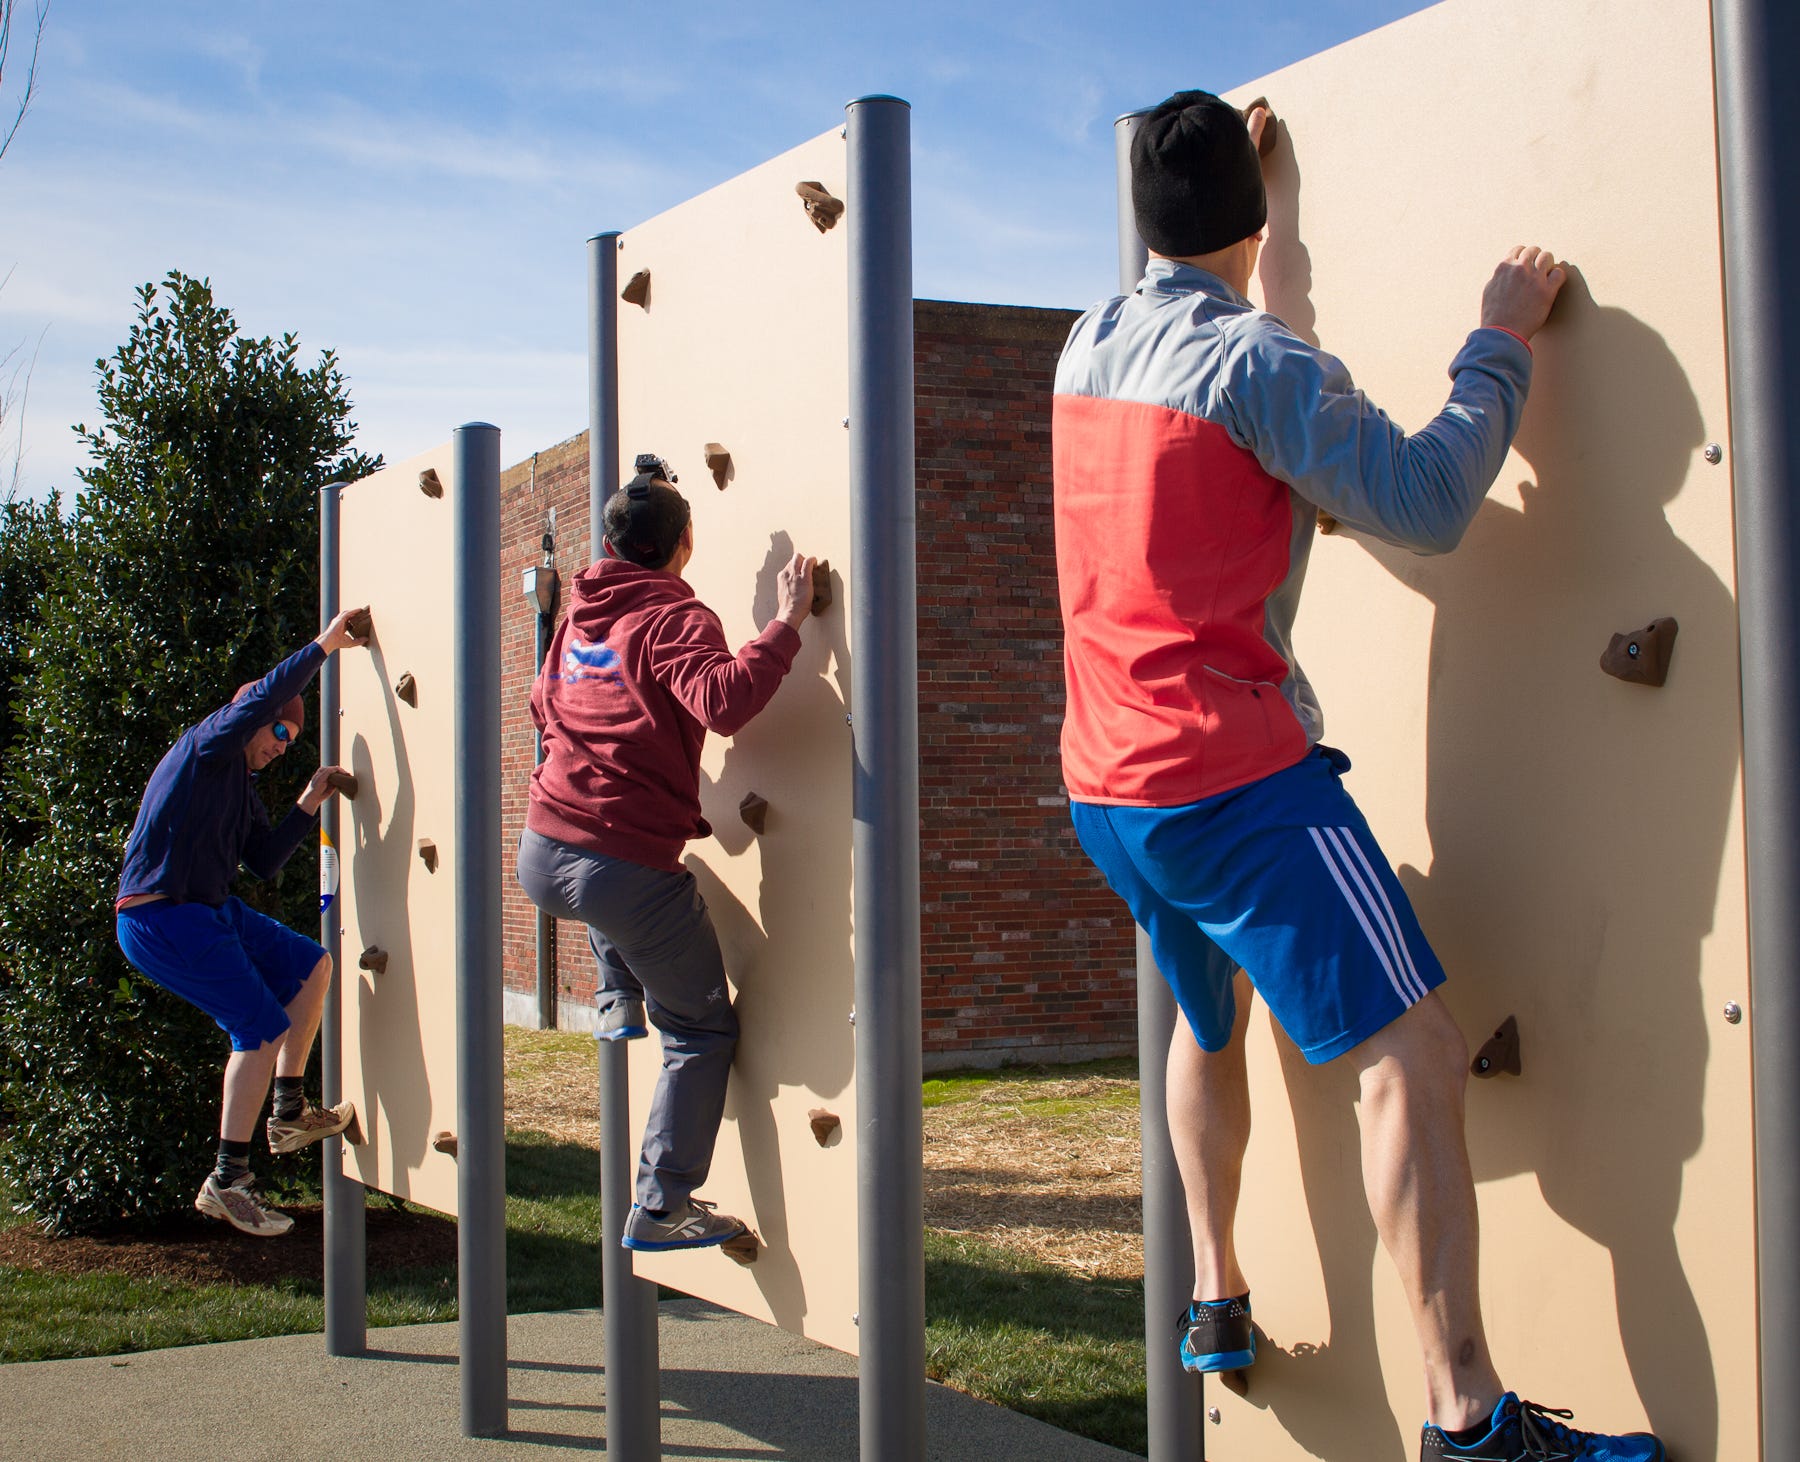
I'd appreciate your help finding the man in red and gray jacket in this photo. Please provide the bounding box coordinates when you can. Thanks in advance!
[517,460,815,1252]
[1055,91,1662,1462]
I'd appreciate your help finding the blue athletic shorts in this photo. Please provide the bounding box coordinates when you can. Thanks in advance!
[116,896,322,1051]
[1072,746,1444,1064]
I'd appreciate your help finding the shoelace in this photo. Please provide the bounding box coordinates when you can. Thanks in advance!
[1517,1399,1591,1458]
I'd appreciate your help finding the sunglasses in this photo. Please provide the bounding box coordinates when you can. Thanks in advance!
[272,722,293,744]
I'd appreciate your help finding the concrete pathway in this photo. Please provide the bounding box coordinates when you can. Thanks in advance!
[0,1299,1142,1460]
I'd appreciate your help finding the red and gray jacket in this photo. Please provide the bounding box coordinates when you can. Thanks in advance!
[527,557,800,872]
[1053,258,1533,807]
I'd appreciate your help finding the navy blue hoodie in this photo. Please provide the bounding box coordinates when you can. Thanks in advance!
[117,643,325,907]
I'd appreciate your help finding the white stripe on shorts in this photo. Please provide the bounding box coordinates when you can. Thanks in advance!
[1306,826,1428,1007]
[1324,826,1431,1004]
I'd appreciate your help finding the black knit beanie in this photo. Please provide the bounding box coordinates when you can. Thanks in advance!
[603,470,691,569]
[1131,90,1267,258]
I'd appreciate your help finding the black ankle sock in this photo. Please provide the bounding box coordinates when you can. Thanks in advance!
[272,1077,304,1121]
[215,1139,252,1187]
[1442,1418,1491,1446]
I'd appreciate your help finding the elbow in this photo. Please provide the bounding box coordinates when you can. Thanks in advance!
[1410,515,1471,557]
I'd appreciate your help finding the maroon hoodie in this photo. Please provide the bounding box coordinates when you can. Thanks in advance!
[527,556,801,872]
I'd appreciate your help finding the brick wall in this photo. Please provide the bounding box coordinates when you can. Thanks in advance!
[495,301,1137,1070]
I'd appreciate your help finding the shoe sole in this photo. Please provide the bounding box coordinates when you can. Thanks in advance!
[597,1027,649,1042]
[622,1227,745,1252]
[195,1192,293,1238]
[267,1112,354,1154]
[1180,1333,1256,1374]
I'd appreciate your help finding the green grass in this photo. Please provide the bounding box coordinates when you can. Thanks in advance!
[921,1055,1137,1109]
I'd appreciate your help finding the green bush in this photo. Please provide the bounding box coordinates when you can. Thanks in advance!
[0,272,379,1232]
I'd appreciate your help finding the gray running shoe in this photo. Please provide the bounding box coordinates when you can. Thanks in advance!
[622,1197,746,1251]
[194,1172,294,1237]
[266,1099,355,1154]
[596,997,649,1042]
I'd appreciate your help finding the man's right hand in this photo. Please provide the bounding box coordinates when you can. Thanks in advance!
[317,606,372,656]
[1480,245,1567,342]
[774,553,819,631]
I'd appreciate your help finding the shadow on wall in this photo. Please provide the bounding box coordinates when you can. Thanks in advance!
[1257,132,1730,1458]
[684,528,854,1338]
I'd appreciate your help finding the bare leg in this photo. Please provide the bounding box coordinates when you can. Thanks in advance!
[275,954,333,1080]
[1346,991,1502,1430]
[1167,969,1254,1301]
[219,1041,281,1143]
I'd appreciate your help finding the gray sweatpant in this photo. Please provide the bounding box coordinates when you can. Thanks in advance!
[515,828,737,1214]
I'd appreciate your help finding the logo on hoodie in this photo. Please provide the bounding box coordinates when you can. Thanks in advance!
[561,635,624,686]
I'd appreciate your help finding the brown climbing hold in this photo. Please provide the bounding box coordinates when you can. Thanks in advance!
[433,1131,458,1158]
[722,1230,760,1266]
[739,792,769,835]
[326,769,358,800]
[1241,97,1278,158]
[796,180,844,232]
[418,839,438,873]
[808,1109,841,1146]
[395,672,417,707]
[1600,617,1678,688]
[811,559,832,615]
[358,946,388,975]
[621,269,651,308]
[1316,511,1339,535]
[1471,1014,1522,1078]
[341,1104,366,1146]
[345,608,373,640]
[419,467,444,499]
[704,442,733,491]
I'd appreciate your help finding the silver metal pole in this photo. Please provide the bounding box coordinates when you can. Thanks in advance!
[454,421,508,1438]
[320,481,367,1357]
[845,93,924,1462]
[1713,2,1800,1452]
[1115,107,1206,1462]
[589,229,662,1461]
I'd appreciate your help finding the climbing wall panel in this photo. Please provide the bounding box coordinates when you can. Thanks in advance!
[1196,0,1755,1457]
[333,443,462,1217]
[613,126,860,1354]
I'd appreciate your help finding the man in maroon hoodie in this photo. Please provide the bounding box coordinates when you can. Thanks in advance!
[517,462,816,1251]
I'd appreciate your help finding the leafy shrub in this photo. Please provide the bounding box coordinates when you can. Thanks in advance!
[0,273,379,1232]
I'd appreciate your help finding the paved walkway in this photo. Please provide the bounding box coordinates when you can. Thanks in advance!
[0,1300,1141,1460]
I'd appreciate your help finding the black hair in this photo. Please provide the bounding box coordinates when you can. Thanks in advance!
[602,472,691,569]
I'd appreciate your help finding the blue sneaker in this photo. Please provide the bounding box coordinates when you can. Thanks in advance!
[1177,1293,1255,1373]
[596,997,648,1042]
[1421,1392,1666,1461]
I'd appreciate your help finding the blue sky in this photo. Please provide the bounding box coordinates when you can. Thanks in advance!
[0,0,1428,501]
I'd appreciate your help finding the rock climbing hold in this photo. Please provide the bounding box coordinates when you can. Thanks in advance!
[621,269,651,308]
[721,1230,761,1266]
[1600,617,1678,687]
[1471,1014,1521,1078]
[808,1109,841,1146]
[811,559,832,615]
[739,792,769,835]
[704,442,732,491]
[1241,96,1279,157]
[796,180,844,232]
[358,946,388,975]
[1316,511,1339,535]
[395,672,418,707]
[345,608,373,640]
[326,770,358,800]
[432,1131,458,1158]
[419,467,444,499]
[418,839,438,873]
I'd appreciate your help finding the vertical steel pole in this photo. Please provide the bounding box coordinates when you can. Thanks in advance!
[846,94,924,1462]
[320,481,367,1357]
[1115,108,1206,1462]
[454,422,508,1438]
[589,230,662,1461]
[1714,2,1800,1453]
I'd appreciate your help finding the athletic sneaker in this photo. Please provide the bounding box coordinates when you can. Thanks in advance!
[266,1099,356,1154]
[622,1197,746,1251]
[1178,1293,1256,1373]
[1421,1392,1666,1461]
[596,997,649,1042]
[194,1172,294,1237]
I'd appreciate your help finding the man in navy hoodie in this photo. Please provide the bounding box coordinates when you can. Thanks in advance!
[116,605,370,1237]
[517,462,815,1252]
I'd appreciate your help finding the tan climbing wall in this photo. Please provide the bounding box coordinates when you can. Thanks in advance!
[333,443,462,1217]
[1197,1,1756,1457]
[612,127,860,1354]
